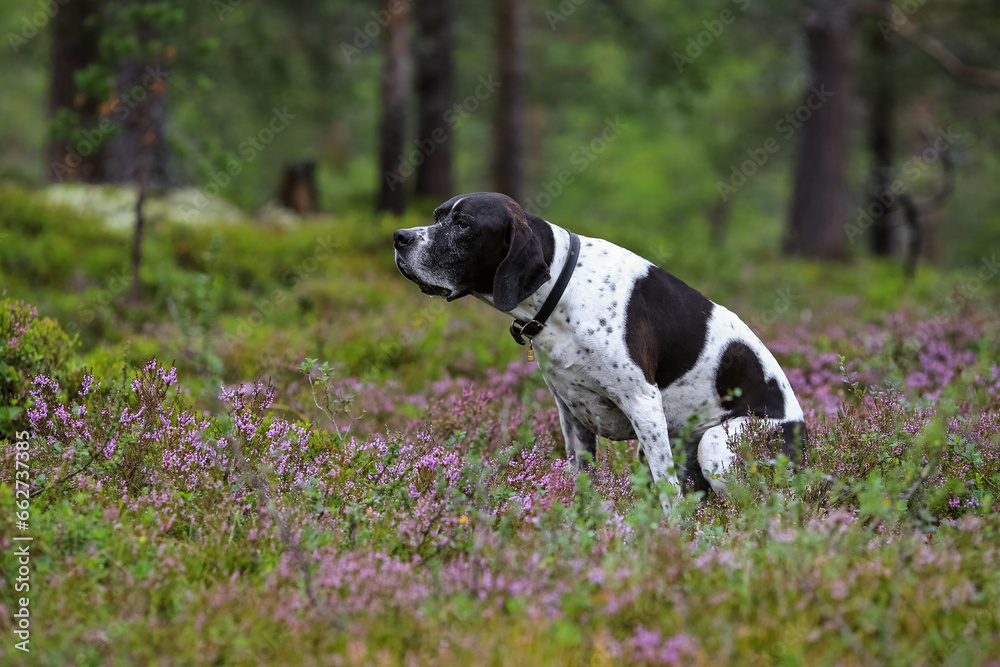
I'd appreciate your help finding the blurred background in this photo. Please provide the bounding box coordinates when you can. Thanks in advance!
[3,0,999,256]
[1,0,999,410]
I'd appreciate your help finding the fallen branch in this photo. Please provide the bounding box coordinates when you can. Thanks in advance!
[859,0,1000,89]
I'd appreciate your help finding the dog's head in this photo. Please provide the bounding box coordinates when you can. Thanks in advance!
[393,192,551,312]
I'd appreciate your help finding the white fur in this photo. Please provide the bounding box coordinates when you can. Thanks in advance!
[501,222,804,509]
[401,213,805,513]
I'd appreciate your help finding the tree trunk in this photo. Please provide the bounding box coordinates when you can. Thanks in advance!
[102,1,169,303]
[103,0,170,192]
[131,188,146,302]
[376,0,411,216]
[102,56,170,186]
[866,14,895,256]
[278,160,320,214]
[491,0,526,203]
[48,0,104,182]
[784,0,856,260]
[414,0,455,200]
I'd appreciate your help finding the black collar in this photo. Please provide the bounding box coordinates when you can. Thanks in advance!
[510,230,580,345]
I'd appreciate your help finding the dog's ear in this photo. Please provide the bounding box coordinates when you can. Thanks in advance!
[493,203,550,312]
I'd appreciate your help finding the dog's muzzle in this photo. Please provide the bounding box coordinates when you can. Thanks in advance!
[393,228,425,286]
[393,228,461,299]
[393,228,418,249]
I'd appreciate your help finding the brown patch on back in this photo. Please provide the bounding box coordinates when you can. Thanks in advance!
[624,266,713,388]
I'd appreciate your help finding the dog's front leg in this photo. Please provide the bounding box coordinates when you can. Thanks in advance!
[615,385,680,513]
[553,395,598,473]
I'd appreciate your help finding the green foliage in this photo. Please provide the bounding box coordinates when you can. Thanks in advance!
[300,357,354,440]
[3,0,1000,263]
[1,251,998,663]
[1,0,999,659]
[0,296,81,438]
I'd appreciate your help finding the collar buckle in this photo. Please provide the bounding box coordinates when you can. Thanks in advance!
[509,319,543,346]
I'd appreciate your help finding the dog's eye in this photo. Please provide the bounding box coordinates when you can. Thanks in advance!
[457,219,469,229]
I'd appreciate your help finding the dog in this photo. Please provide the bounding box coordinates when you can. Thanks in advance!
[393,192,806,508]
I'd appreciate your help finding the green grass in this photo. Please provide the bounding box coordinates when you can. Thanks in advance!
[1,183,993,396]
[1,184,999,664]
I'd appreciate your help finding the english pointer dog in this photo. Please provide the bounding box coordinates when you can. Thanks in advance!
[393,192,807,509]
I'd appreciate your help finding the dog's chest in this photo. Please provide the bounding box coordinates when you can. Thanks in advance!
[531,309,641,441]
[526,241,651,440]
[539,354,637,440]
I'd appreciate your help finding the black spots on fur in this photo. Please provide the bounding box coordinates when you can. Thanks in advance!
[599,318,607,326]
[612,362,619,368]
[715,341,786,420]
[624,266,712,388]
[606,327,613,334]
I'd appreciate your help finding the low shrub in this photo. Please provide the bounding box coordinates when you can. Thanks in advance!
[0,295,82,439]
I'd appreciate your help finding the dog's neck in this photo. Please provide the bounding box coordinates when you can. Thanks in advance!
[504,219,574,323]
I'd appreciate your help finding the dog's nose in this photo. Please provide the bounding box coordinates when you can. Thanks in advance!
[394,229,416,249]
